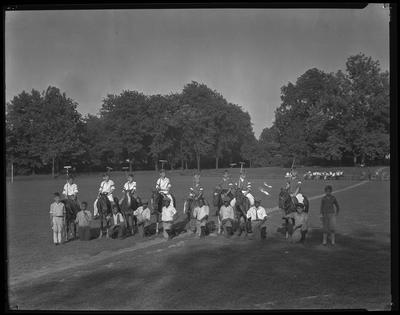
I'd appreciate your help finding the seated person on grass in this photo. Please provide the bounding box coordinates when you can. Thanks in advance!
[134,199,152,238]
[192,199,209,238]
[75,201,92,241]
[246,198,268,240]
[219,198,235,237]
[107,205,127,239]
[284,203,309,243]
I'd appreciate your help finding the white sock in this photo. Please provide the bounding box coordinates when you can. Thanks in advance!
[53,232,58,243]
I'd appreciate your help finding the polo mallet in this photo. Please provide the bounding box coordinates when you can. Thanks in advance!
[239,162,245,173]
[64,165,72,177]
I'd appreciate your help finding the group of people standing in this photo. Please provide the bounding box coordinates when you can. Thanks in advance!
[49,168,340,246]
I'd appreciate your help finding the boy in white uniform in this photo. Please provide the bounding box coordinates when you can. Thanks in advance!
[49,192,66,245]
[94,173,115,217]
[246,198,268,240]
[161,199,177,239]
[156,169,174,207]
[62,176,78,201]
[192,199,209,238]
[120,173,137,205]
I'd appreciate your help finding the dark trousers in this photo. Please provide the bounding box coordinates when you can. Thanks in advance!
[108,225,126,239]
[78,226,91,241]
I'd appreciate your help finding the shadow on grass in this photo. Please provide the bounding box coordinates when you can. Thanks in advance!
[11,226,391,310]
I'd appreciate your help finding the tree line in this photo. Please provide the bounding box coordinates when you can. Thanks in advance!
[5,53,390,176]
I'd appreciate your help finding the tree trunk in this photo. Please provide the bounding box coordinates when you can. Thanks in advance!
[11,158,14,183]
[52,156,55,178]
[185,160,188,170]
[215,156,219,170]
[129,161,133,173]
[353,154,357,166]
[196,153,201,171]
[155,160,158,171]
[181,158,184,170]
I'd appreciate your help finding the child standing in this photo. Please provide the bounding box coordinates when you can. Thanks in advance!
[75,201,92,241]
[50,192,66,245]
[320,185,340,245]
[161,199,176,239]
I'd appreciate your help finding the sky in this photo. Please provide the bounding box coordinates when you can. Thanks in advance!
[5,4,390,138]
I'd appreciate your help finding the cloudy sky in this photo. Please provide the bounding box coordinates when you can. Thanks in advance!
[5,4,390,138]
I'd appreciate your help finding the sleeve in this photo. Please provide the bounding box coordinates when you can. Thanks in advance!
[320,197,324,214]
[133,182,137,190]
[99,182,103,192]
[87,211,92,220]
[49,204,53,214]
[119,213,124,222]
[62,204,66,216]
[74,184,78,194]
[123,182,127,191]
[261,208,268,219]
[204,205,209,215]
[144,208,151,220]
[333,197,340,213]
[246,208,252,219]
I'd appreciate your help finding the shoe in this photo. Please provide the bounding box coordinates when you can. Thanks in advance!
[54,243,58,246]
[322,242,327,246]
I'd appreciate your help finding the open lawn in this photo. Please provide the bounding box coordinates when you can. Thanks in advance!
[6,167,391,310]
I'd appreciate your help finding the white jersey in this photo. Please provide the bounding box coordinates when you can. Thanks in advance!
[156,177,171,193]
[123,181,137,192]
[63,183,78,197]
[247,206,268,221]
[99,180,115,194]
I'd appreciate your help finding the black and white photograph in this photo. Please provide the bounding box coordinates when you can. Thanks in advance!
[5,3,395,311]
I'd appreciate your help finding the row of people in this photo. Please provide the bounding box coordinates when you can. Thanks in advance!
[50,184,340,245]
[303,170,344,180]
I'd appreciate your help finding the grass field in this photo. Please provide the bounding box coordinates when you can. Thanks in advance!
[6,167,391,310]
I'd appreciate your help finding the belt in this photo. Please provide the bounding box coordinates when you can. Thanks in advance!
[54,216,64,217]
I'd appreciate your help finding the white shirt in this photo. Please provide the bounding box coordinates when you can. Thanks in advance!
[296,193,305,204]
[99,180,115,194]
[112,212,124,225]
[63,183,78,197]
[247,206,268,221]
[123,181,137,192]
[156,177,171,192]
[193,205,209,221]
[219,205,235,220]
[134,206,151,221]
[161,205,176,222]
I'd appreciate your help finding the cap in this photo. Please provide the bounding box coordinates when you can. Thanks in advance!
[223,197,231,202]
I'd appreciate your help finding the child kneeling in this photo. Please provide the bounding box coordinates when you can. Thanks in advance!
[284,203,309,243]
[192,199,209,238]
[134,200,151,238]
[107,205,127,239]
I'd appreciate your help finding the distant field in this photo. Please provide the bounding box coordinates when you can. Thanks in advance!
[7,166,391,310]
